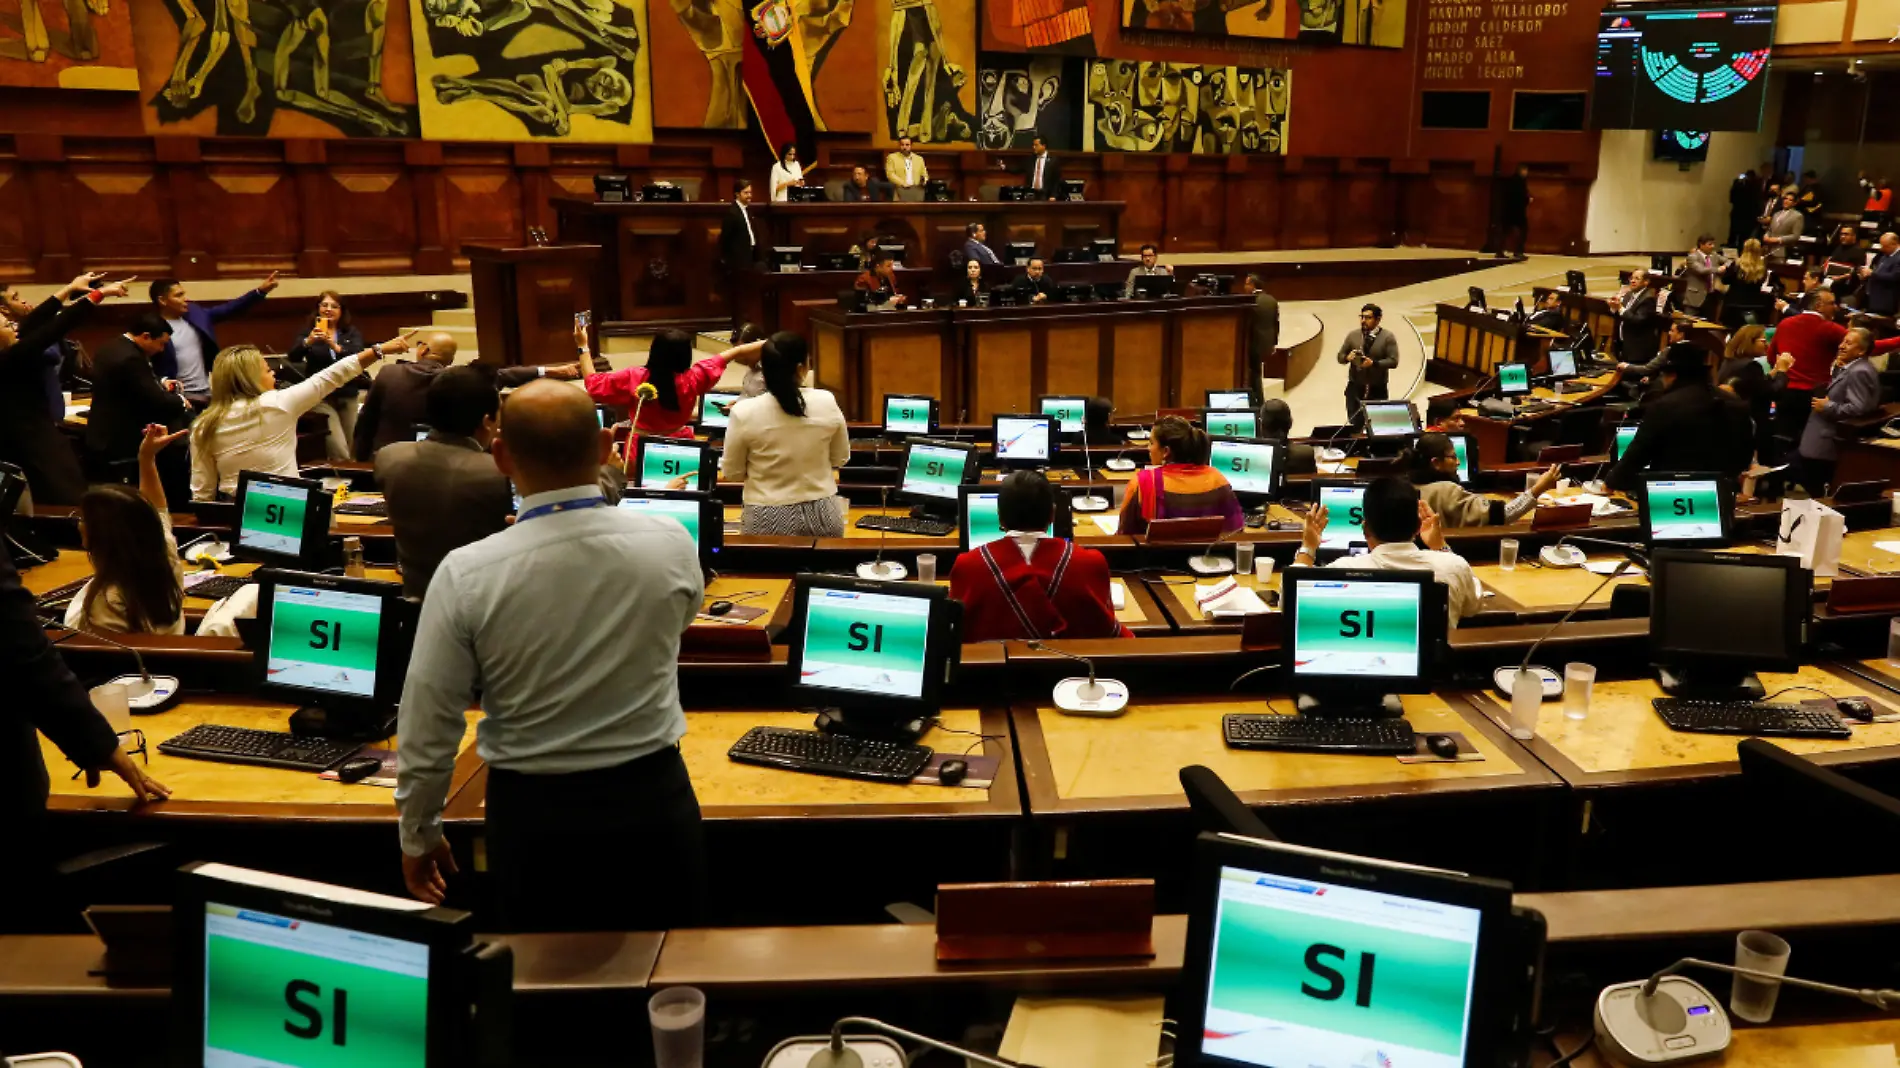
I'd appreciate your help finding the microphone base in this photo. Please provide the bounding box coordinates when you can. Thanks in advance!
[111,673,181,715]
[1593,976,1730,1066]
[1071,493,1111,513]
[1104,459,1137,471]
[1053,676,1130,716]
[856,560,909,582]
[1187,554,1236,575]
[1493,665,1562,700]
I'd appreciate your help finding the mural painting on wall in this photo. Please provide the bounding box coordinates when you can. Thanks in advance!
[664,0,741,127]
[981,0,1093,54]
[1119,0,1399,47]
[875,0,976,145]
[1082,59,1287,154]
[974,51,1080,150]
[137,0,417,134]
[0,0,138,88]
[409,0,652,140]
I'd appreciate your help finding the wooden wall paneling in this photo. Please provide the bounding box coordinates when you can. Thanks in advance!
[1413,162,1483,251]
[1280,159,1335,250]
[1173,309,1247,404]
[1163,155,1224,254]
[865,331,948,416]
[285,140,338,277]
[1111,318,1165,419]
[63,139,173,278]
[969,325,1033,422]
[1337,163,1395,247]
[1222,156,1280,252]
[812,320,847,406]
[441,163,526,267]
[1099,158,1166,253]
[515,143,555,242]
[1529,178,1589,255]
[152,137,212,278]
[1044,323,1100,398]
[16,135,71,281]
[200,147,302,273]
[0,160,34,279]
[403,142,448,276]
[621,220,693,321]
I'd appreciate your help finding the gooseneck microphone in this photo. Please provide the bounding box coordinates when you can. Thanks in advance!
[1188,528,1239,576]
[857,486,907,581]
[51,620,179,712]
[1493,553,1638,718]
[1641,959,1900,1010]
[805,1017,1019,1068]
[1029,640,1130,715]
[1072,425,1110,512]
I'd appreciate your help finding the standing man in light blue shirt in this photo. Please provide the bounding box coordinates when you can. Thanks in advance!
[395,380,706,930]
[149,272,279,406]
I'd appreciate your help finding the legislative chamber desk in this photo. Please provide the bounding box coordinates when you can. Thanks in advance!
[552,195,1122,326]
[808,294,1252,422]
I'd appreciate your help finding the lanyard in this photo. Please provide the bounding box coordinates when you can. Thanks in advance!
[517,496,606,523]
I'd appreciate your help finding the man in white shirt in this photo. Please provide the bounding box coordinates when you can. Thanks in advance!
[884,134,928,191]
[1291,477,1483,626]
[395,380,706,930]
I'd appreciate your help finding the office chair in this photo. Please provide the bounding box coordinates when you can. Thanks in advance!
[1737,738,1900,879]
[1180,765,1279,841]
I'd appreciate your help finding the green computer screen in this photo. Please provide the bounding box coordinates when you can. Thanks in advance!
[1291,577,1423,679]
[617,496,702,547]
[1613,424,1639,461]
[1365,403,1415,437]
[1041,397,1088,434]
[1498,363,1530,393]
[964,491,1054,549]
[1199,865,1479,1067]
[1206,411,1258,440]
[239,479,310,559]
[1646,478,1723,542]
[886,397,932,434]
[698,392,738,428]
[266,585,383,699]
[1316,485,1367,549]
[1451,438,1471,482]
[799,587,932,699]
[903,443,969,500]
[1209,440,1276,497]
[639,441,704,491]
[202,902,429,1067]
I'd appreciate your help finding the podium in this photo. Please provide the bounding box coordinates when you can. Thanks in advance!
[464,243,603,370]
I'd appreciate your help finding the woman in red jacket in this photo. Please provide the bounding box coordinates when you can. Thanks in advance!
[949,471,1128,642]
[581,329,764,437]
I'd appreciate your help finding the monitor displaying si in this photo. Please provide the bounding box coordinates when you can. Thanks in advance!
[1362,401,1419,438]
[1592,3,1776,132]
[170,861,488,1068]
[1313,480,1368,552]
[696,391,741,431]
[1612,422,1640,460]
[1496,363,1531,396]
[787,576,959,726]
[1208,438,1283,502]
[1650,549,1808,696]
[1039,395,1089,438]
[898,439,979,504]
[1176,834,1516,1068]
[1284,568,1442,689]
[254,570,416,726]
[1443,432,1477,483]
[958,483,1074,553]
[634,438,712,492]
[1638,473,1731,548]
[616,489,723,569]
[884,394,937,437]
[1206,389,1252,411]
[1204,408,1258,440]
[1546,348,1578,379]
[993,414,1053,468]
[233,472,335,570]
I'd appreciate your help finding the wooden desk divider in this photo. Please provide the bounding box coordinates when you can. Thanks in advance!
[1827,575,1900,615]
[1239,611,1282,650]
[681,624,773,661]
[1143,517,1226,543]
[1532,503,1594,532]
[934,880,1156,963]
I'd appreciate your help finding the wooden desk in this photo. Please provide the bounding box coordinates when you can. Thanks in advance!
[1839,525,1900,575]
[1146,569,1280,631]
[23,552,402,621]
[1431,304,1541,387]
[463,243,602,371]
[1566,1021,1900,1068]
[40,697,482,822]
[1835,436,1900,490]
[1473,555,1649,614]
[1448,369,1622,466]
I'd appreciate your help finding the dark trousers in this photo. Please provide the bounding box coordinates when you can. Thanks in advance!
[1500,215,1528,257]
[1775,383,1816,448]
[1346,384,1386,427]
[484,745,705,933]
[1799,455,1837,496]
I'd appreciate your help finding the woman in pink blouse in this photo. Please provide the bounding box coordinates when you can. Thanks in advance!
[581,329,765,437]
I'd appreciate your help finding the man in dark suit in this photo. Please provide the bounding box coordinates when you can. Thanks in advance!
[1016,136,1064,199]
[718,180,758,330]
[1527,289,1567,332]
[1606,344,1753,492]
[963,222,1002,267]
[1612,273,1668,373]
[353,332,582,459]
[1858,231,1900,316]
[1335,303,1399,426]
[85,314,192,504]
[1496,163,1530,260]
[375,366,516,599]
[2,549,168,921]
[1011,257,1058,303]
[838,165,889,202]
[1241,273,1279,401]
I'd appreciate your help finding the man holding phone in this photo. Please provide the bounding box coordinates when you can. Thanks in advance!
[1335,303,1398,427]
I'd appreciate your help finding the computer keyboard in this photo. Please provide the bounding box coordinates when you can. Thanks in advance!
[1516,401,1557,415]
[184,574,254,601]
[855,514,955,537]
[158,724,364,771]
[727,726,934,783]
[1222,714,1418,755]
[335,500,388,517]
[33,578,89,608]
[1651,698,1852,739]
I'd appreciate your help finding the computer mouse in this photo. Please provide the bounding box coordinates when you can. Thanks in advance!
[706,600,735,616]
[336,757,383,783]
[1425,734,1460,760]
[1837,697,1876,722]
[937,759,969,786]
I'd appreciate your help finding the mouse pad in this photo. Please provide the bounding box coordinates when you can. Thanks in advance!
[317,747,393,786]
[1395,732,1485,764]
[693,605,768,625]
[916,752,1000,788]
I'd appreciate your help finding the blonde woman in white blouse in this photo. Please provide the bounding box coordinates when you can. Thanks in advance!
[190,333,412,499]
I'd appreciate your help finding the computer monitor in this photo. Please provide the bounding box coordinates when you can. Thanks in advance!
[1091,237,1118,262]
[633,437,713,492]
[1565,269,1587,294]
[1206,389,1252,411]
[1203,408,1258,440]
[992,414,1054,469]
[1442,432,1477,483]
[1281,566,1444,716]
[1651,253,1673,273]
[1650,549,1808,700]
[1496,362,1531,397]
[1061,178,1086,200]
[233,472,335,570]
[1006,241,1037,265]
[880,242,907,266]
[816,252,858,271]
[1466,285,1487,311]
[769,246,804,273]
[1176,833,1519,1068]
[1132,275,1175,299]
[616,489,723,570]
[1312,480,1369,554]
[1612,422,1640,461]
[898,438,980,510]
[1638,473,1732,549]
[1207,438,1284,502]
[254,569,418,735]
[170,861,497,1068]
[595,405,613,429]
[593,174,632,202]
[1039,395,1089,439]
[883,394,937,437]
[1546,348,1578,380]
[1362,400,1419,438]
[696,391,741,433]
[413,423,432,442]
[957,483,1074,553]
[787,575,960,742]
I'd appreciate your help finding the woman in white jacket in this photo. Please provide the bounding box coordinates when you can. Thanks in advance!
[190,333,411,499]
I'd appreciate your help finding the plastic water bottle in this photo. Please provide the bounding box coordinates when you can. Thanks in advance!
[342,536,366,579]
